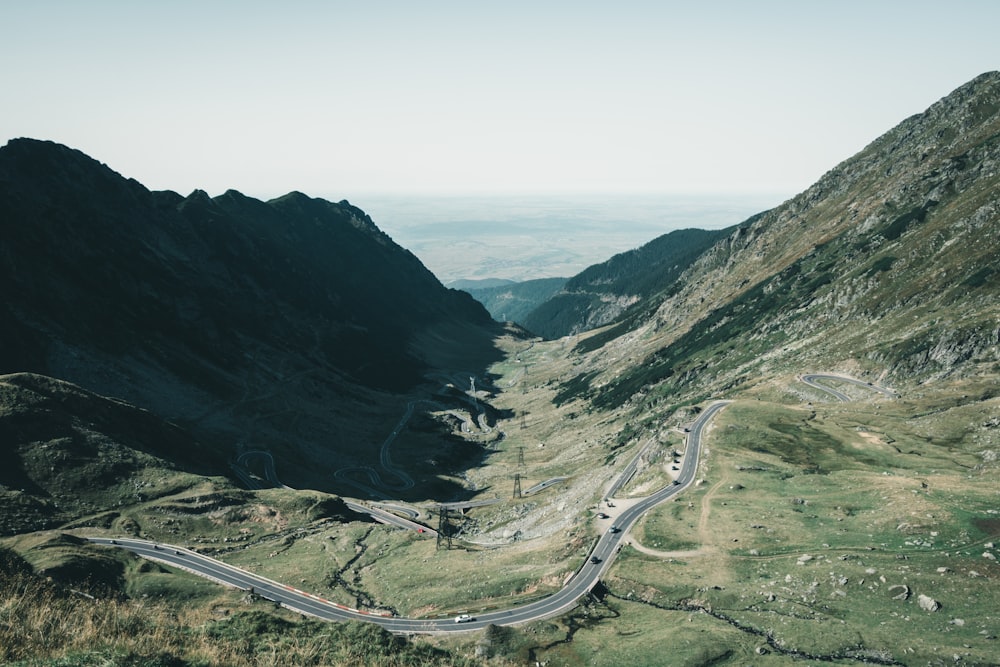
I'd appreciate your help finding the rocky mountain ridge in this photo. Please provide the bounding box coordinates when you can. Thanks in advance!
[0,139,505,488]
[558,71,1000,408]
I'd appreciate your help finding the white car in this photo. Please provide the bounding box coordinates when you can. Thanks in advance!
[454,614,474,623]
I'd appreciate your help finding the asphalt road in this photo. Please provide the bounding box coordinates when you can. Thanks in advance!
[604,438,659,499]
[800,374,897,402]
[523,476,568,495]
[235,451,288,489]
[344,500,437,536]
[89,400,730,633]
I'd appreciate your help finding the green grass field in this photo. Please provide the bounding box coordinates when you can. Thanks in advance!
[5,332,998,665]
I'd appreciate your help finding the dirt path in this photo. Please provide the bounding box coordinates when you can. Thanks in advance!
[627,477,729,559]
[697,478,727,538]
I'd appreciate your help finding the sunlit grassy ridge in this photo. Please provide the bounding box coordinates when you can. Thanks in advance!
[0,560,473,666]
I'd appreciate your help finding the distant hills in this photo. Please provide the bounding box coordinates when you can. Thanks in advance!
[447,278,518,290]
[455,228,736,338]
[456,277,568,326]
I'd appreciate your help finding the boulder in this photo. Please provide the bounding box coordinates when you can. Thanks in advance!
[917,594,940,612]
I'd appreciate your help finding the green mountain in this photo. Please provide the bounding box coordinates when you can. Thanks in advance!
[521,226,734,339]
[0,372,216,537]
[558,71,1000,409]
[459,276,568,325]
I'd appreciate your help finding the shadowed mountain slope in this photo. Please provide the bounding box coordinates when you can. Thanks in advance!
[0,139,504,486]
[0,372,218,536]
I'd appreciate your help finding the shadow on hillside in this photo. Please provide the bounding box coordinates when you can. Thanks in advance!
[224,324,523,505]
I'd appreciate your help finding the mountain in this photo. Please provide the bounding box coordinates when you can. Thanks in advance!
[520,227,734,339]
[557,71,1000,408]
[0,139,504,489]
[447,278,518,290]
[459,276,568,325]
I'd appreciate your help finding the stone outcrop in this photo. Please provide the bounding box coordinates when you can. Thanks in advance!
[918,594,941,612]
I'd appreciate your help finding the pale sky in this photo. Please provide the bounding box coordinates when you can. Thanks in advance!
[3,1,998,201]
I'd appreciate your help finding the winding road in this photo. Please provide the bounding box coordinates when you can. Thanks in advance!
[801,373,897,401]
[89,400,730,633]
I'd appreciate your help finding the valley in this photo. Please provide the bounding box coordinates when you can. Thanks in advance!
[4,336,997,665]
[2,72,999,665]
[84,390,730,632]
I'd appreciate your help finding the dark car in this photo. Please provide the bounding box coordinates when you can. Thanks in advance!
[590,556,601,564]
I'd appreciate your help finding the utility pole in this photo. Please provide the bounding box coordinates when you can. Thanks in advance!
[512,472,522,499]
[436,506,455,550]
[517,446,525,468]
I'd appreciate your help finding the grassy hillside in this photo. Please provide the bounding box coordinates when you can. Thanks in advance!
[522,227,733,339]
[0,553,471,666]
[557,71,1000,411]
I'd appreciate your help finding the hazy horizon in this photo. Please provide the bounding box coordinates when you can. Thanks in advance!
[4,2,997,286]
[3,3,998,201]
[362,192,782,283]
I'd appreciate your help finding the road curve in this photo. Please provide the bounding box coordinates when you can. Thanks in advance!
[344,500,437,536]
[800,374,897,402]
[89,401,730,634]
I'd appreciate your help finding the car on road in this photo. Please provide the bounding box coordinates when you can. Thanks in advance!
[608,525,620,533]
[590,556,601,564]
[454,614,474,623]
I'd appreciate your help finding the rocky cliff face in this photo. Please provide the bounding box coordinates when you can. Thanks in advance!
[0,139,503,484]
[561,72,1000,407]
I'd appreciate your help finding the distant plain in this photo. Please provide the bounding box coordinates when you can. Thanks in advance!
[361,193,784,284]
